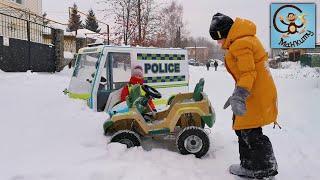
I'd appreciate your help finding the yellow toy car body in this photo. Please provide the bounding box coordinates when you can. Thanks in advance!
[103,78,215,158]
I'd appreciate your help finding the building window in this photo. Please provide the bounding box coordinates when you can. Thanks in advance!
[11,0,23,4]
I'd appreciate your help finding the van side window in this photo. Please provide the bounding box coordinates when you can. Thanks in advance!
[110,53,131,89]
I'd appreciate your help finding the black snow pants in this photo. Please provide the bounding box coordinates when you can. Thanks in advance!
[235,128,278,175]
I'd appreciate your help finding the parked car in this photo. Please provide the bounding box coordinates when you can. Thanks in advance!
[188,59,200,66]
[209,59,224,66]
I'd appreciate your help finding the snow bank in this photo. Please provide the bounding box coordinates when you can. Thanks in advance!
[64,51,75,59]
[64,31,76,36]
[279,61,302,69]
[76,29,95,38]
[270,61,320,79]
[0,66,319,180]
[47,23,67,30]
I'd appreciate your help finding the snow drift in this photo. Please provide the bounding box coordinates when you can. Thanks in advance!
[0,65,319,180]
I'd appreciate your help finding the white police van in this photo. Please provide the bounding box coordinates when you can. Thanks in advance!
[66,45,189,112]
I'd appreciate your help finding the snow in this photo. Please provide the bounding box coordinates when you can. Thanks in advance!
[74,29,104,40]
[76,29,94,38]
[59,29,95,39]
[64,31,76,36]
[271,62,320,79]
[47,23,67,31]
[64,51,75,59]
[94,39,105,44]
[45,27,106,43]
[1,65,320,180]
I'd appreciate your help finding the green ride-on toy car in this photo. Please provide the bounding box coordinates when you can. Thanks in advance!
[103,78,215,158]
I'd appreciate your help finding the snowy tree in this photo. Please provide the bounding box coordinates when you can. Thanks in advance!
[67,3,83,32]
[130,0,162,46]
[98,0,161,46]
[158,1,188,48]
[85,9,101,33]
[98,0,135,45]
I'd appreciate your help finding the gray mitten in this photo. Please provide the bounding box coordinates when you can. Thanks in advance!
[223,86,249,116]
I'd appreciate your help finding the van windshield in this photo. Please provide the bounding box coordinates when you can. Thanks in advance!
[69,52,101,95]
[73,53,100,76]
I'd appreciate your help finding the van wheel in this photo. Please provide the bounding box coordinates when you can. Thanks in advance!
[110,130,141,148]
[176,126,209,158]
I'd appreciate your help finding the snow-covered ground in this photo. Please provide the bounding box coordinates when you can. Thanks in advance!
[0,65,319,180]
[271,61,320,79]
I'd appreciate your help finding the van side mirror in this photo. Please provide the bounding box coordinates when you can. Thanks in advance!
[101,76,107,82]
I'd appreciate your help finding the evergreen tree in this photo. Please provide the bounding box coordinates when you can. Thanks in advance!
[85,9,101,33]
[67,3,82,32]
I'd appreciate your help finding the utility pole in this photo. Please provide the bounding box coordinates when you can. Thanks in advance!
[123,7,126,45]
[107,25,110,45]
[126,0,131,45]
[194,42,197,62]
[138,0,141,45]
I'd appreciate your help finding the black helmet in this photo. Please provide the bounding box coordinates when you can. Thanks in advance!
[209,13,234,40]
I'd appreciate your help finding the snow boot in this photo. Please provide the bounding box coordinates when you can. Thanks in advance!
[229,164,277,179]
[229,164,255,178]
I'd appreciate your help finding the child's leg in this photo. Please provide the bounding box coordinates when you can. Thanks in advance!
[235,130,251,169]
[240,128,278,173]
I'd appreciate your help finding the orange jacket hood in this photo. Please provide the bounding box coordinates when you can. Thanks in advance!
[223,18,257,49]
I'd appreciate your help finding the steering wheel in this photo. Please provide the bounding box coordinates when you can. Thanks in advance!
[142,84,162,99]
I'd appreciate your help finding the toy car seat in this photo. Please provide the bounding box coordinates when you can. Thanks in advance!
[126,84,149,114]
[108,85,146,116]
[126,85,157,122]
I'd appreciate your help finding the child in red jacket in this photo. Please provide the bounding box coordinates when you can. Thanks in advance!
[120,65,156,111]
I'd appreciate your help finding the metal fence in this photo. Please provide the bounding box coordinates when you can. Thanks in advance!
[0,12,52,44]
[0,12,28,40]
[0,12,56,72]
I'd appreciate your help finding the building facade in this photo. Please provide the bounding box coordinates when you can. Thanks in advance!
[271,43,320,61]
[270,43,320,68]
[185,47,209,64]
[0,0,46,43]
[0,0,42,15]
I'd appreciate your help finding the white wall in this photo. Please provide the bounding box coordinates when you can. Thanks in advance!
[0,0,42,15]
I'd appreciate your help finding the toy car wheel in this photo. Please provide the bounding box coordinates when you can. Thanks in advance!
[110,130,141,148]
[176,126,210,158]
